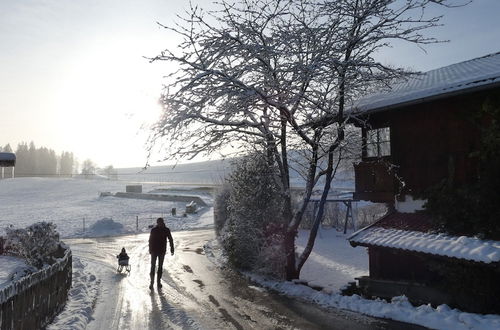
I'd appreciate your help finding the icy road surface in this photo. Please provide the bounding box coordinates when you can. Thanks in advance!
[66,230,424,330]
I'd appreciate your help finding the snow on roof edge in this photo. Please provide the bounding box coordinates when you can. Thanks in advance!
[0,152,16,161]
[347,212,391,242]
[353,78,500,116]
[352,51,500,115]
[349,227,500,264]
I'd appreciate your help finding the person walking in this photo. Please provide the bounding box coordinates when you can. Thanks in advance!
[149,217,174,290]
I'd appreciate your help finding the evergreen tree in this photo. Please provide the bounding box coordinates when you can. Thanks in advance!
[59,151,74,176]
[15,142,29,176]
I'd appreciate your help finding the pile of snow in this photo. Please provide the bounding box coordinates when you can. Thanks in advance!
[83,218,130,237]
[247,277,500,330]
[47,257,99,330]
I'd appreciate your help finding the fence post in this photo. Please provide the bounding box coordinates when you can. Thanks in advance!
[83,217,85,237]
[136,216,139,232]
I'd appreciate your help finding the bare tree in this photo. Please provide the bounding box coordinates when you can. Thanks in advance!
[103,165,118,180]
[81,159,96,178]
[149,0,461,280]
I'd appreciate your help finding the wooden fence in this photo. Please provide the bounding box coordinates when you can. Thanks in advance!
[0,245,72,330]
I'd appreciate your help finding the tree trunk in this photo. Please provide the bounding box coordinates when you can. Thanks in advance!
[297,150,337,273]
[284,227,299,280]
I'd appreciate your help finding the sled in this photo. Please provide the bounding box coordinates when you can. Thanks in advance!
[117,259,131,274]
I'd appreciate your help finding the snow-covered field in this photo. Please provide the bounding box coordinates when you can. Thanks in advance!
[0,177,213,238]
[1,177,499,329]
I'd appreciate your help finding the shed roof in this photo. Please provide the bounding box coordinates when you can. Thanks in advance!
[348,212,500,264]
[353,51,500,115]
[0,152,16,167]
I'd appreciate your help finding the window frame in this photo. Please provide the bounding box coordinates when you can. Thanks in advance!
[363,126,391,159]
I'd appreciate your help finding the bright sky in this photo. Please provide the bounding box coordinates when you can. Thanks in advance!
[1,0,499,168]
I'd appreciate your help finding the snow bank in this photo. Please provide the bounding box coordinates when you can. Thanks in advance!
[204,235,500,330]
[244,272,500,330]
[83,218,131,237]
[47,257,99,330]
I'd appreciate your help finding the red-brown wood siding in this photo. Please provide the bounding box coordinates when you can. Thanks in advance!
[368,247,438,283]
[359,90,494,196]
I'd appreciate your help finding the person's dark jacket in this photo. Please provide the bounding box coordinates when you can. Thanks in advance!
[117,251,129,261]
[149,225,174,255]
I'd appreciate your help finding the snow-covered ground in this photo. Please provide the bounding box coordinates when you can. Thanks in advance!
[0,177,213,238]
[205,235,500,330]
[0,255,31,290]
[1,177,500,329]
[296,228,368,293]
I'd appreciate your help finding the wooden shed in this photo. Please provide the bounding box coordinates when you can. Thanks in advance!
[349,212,500,314]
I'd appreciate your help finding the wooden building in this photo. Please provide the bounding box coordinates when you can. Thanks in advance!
[348,52,500,314]
[0,152,16,179]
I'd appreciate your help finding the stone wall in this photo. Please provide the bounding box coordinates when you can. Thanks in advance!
[0,246,72,330]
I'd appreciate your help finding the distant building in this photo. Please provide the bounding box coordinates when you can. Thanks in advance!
[0,152,16,179]
[348,52,500,313]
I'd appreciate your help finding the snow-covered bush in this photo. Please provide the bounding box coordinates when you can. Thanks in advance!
[219,153,285,273]
[255,222,287,279]
[214,183,231,236]
[5,221,61,268]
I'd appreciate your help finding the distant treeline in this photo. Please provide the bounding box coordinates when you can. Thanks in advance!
[1,142,75,177]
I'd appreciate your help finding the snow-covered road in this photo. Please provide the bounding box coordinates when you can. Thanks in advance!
[60,229,424,330]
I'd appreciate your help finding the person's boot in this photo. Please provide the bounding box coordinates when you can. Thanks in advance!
[157,271,162,289]
[149,274,155,290]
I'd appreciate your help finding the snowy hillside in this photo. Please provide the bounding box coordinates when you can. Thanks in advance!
[117,157,356,190]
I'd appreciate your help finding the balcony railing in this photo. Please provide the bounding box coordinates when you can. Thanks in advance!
[353,160,395,202]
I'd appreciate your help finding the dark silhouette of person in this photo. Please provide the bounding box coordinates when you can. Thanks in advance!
[117,247,129,263]
[149,217,174,289]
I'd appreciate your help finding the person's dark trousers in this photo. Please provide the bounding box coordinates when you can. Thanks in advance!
[150,253,166,285]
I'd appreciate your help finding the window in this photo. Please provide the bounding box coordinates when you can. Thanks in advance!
[366,127,390,157]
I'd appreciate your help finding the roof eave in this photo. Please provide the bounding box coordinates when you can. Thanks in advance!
[352,79,500,117]
[347,211,393,243]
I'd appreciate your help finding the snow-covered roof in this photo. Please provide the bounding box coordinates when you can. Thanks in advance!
[348,212,500,264]
[349,227,500,264]
[353,51,500,114]
[0,152,16,167]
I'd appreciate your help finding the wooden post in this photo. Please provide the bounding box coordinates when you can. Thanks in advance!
[136,216,139,231]
[83,217,85,236]
[343,201,352,234]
